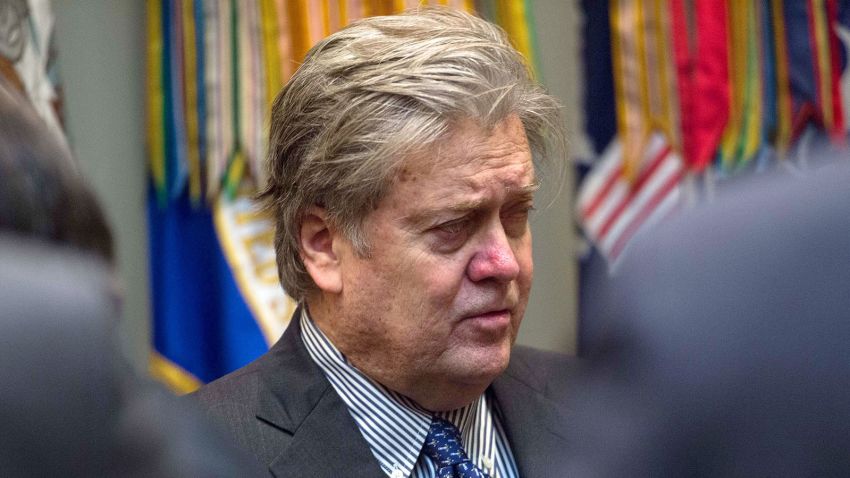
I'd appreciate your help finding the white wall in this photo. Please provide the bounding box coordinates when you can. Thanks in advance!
[54,0,150,369]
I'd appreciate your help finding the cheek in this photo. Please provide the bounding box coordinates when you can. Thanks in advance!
[513,244,533,329]
[419,255,470,309]
[518,245,533,287]
[514,232,534,281]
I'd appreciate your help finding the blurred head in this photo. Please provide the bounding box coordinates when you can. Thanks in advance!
[0,79,113,263]
[261,7,564,410]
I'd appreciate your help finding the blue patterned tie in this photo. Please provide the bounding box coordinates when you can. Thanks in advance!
[423,416,491,478]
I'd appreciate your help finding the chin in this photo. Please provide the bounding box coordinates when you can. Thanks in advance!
[420,343,512,411]
[452,341,512,385]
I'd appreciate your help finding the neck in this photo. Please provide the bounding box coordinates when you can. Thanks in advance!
[400,383,486,412]
[304,295,489,412]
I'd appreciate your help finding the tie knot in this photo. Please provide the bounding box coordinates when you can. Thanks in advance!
[424,417,467,468]
[423,417,490,478]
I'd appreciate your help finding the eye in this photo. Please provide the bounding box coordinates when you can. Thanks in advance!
[502,204,534,237]
[430,216,472,250]
[436,217,469,236]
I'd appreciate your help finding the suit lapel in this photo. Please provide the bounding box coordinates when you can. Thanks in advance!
[267,389,386,477]
[254,310,386,478]
[491,357,571,478]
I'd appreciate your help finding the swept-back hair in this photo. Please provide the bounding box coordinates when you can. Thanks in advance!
[260,7,564,300]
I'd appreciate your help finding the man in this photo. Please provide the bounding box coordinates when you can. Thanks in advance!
[193,8,576,478]
[0,79,263,477]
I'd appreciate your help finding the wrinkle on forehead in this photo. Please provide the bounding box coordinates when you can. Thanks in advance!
[398,115,532,183]
[381,115,536,231]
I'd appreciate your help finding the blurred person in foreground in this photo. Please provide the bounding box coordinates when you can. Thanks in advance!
[193,8,577,478]
[566,157,850,477]
[0,79,263,477]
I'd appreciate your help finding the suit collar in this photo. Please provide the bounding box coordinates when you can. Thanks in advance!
[491,352,571,478]
[255,308,328,433]
[254,307,386,478]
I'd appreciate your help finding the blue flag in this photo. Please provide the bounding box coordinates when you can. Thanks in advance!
[148,191,267,390]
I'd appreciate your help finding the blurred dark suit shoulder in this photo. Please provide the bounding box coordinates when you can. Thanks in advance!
[0,236,264,477]
[568,161,850,477]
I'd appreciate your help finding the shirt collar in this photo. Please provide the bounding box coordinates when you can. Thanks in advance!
[299,308,488,477]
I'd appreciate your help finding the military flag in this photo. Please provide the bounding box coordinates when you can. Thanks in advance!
[577,0,685,268]
[577,0,849,271]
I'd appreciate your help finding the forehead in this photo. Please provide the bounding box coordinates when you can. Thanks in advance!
[394,116,535,194]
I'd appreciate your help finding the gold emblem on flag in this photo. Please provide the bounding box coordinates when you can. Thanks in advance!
[214,192,295,346]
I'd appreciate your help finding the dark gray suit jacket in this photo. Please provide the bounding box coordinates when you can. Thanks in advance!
[193,312,578,477]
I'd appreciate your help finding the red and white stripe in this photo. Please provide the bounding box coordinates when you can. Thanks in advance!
[836,24,850,134]
[577,133,685,267]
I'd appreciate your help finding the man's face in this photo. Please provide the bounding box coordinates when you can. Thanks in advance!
[317,115,535,410]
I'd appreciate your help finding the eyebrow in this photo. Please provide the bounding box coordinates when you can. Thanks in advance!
[403,180,540,229]
[510,180,541,196]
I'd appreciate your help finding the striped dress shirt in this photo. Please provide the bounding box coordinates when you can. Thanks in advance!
[300,310,520,478]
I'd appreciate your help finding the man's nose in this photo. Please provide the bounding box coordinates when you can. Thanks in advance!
[466,224,520,283]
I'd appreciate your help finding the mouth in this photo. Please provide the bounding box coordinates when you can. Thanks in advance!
[461,308,512,333]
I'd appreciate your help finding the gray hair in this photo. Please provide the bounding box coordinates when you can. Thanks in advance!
[260,7,565,301]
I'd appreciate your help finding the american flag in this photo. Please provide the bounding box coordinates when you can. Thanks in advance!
[577,133,685,267]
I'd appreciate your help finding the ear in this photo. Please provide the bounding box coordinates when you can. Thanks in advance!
[299,207,343,294]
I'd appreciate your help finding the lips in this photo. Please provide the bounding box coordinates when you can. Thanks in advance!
[460,297,515,320]
[461,308,512,333]
[465,309,510,320]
